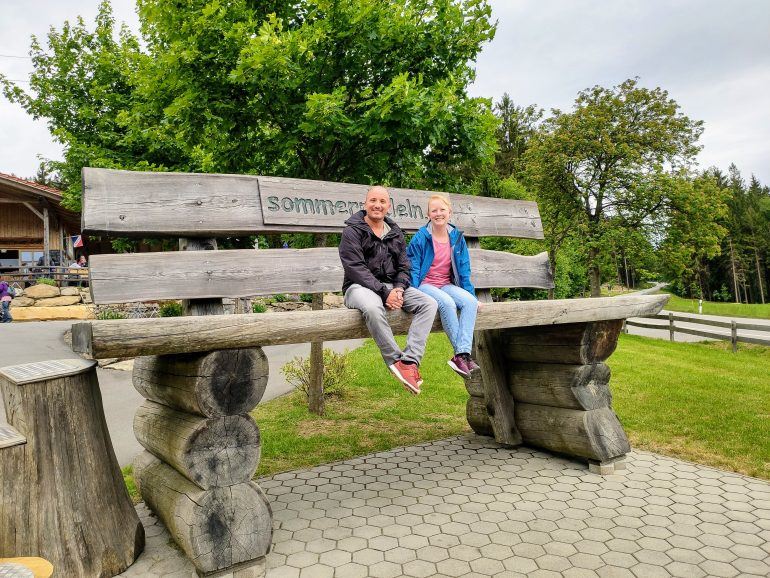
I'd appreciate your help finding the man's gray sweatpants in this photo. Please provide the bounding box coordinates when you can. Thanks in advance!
[344,283,438,366]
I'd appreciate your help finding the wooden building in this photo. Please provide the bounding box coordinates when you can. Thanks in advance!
[0,172,81,271]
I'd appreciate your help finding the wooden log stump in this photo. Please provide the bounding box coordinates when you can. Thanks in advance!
[514,404,630,462]
[503,320,623,364]
[0,359,143,577]
[466,395,493,437]
[132,348,268,417]
[133,451,272,575]
[509,363,612,410]
[134,400,261,489]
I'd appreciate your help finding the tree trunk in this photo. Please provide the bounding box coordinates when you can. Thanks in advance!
[588,246,602,297]
[0,359,143,577]
[729,238,740,304]
[755,247,766,304]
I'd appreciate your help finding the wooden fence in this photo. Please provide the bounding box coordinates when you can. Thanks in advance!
[625,312,770,351]
[1,266,89,288]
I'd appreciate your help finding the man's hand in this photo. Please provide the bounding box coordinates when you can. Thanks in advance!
[386,288,404,310]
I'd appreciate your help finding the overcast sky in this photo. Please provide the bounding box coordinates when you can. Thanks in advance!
[2,0,769,184]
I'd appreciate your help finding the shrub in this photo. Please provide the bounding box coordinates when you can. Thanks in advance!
[281,349,356,399]
[158,301,183,317]
[36,277,57,286]
[299,293,313,303]
[97,308,127,320]
[273,293,288,302]
[252,302,267,313]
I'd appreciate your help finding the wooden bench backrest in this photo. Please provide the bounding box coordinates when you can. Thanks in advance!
[82,168,554,304]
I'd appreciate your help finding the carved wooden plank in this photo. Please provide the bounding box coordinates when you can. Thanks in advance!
[134,400,260,489]
[504,320,624,364]
[509,363,612,410]
[0,360,142,577]
[132,349,268,417]
[87,248,553,304]
[514,404,631,462]
[71,295,669,359]
[133,451,272,575]
[81,168,544,238]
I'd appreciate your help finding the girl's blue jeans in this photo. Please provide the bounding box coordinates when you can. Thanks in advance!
[1,300,11,323]
[417,283,478,355]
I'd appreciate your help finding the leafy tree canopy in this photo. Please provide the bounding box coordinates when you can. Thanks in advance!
[2,0,498,210]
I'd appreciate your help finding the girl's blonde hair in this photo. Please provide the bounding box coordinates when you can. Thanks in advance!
[427,194,452,211]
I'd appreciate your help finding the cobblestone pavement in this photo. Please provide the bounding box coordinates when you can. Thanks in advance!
[121,434,770,577]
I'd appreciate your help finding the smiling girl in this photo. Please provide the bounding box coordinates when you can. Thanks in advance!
[407,195,480,377]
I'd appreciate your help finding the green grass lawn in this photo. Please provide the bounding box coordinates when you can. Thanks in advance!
[663,292,770,319]
[123,331,770,501]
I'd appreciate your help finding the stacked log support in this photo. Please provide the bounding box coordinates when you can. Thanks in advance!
[465,320,630,474]
[132,238,272,576]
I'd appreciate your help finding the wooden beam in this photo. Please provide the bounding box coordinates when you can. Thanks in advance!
[71,294,669,359]
[81,168,544,239]
[87,248,553,304]
[22,202,44,220]
[43,206,50,267]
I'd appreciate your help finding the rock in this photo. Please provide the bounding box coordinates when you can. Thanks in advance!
[10,296,35,307]
[323,294,345,309]
[269,301,311,312]
[10,305,95,321]
[80,292,93,304]
[60,287,80,296]
[35,296,82,307]
[24,284,60,299]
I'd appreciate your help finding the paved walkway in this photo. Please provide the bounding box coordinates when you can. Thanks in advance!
[121,434,770,578]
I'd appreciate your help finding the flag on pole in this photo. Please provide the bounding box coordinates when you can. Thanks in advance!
[71,235,84,248]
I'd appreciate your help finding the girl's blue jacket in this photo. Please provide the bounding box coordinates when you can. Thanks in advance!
[407,223,475,295]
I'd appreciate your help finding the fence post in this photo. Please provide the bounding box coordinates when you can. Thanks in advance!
[669,312,675,342]
[731,321,738,353]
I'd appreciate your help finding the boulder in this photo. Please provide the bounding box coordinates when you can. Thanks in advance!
[24,284,60,299]
[10,305,95,321]
[35,296,82,307]
[10,296,35,307]
[60,287,80,296]
[323,294,345,309]
[270,301,310,312]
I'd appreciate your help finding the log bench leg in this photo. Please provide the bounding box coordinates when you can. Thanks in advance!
[466,320,631,473]
[131,348,272,576]
[0,359,143,577]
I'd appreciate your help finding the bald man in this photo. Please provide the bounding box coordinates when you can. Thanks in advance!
[339,186,438,394]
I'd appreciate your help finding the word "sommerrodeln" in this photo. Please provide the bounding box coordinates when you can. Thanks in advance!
[266,195,425,220]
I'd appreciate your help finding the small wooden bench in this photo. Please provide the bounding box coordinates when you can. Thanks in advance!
[71,168,667,575]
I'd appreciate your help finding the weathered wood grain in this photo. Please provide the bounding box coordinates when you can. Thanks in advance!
[71,295,669,359]
[82,168,544,238]
[133,451,272,575]
[87,248,553,304]
[503,320,624,364]
[509,363,612,410]
[134,400,260,489]
[466,395,493,437]
[514,403,631,462]
[132,349,268,417]
[180,238,224,316]
[0,361,143,577]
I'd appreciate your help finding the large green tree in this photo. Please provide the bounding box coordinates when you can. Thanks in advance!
[3,0,498,209]
[524,78,704,296]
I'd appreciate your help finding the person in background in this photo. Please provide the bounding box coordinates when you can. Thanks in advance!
[407,194,480,377]
[69,255,87,268]
[0,281,13,323]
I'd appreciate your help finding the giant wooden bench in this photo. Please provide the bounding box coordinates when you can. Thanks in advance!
[71,168,668,576]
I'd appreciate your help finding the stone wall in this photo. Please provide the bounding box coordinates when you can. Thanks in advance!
[9,284,95,321]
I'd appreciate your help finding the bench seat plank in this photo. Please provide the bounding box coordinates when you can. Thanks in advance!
[88,248,553,304]
[73,294,669,359]
[82,168,544,238]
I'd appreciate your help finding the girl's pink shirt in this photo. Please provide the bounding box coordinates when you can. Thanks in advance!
[422,238,451,287]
